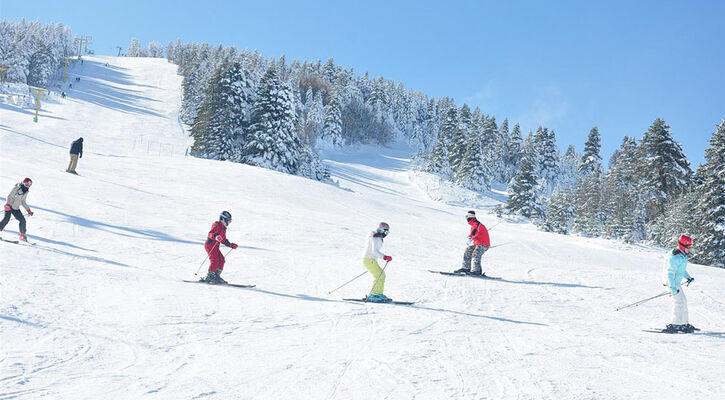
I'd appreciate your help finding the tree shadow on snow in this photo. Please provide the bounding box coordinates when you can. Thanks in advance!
[1,228,94,252]
[0,125,128,158]
[246,287,349,304]
[409,304,548,326]
[0,199,199,246]
[496,278,609,289]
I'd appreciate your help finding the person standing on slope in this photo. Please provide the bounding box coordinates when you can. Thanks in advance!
[663,235,697,333]
[361,222,393,302]
[455,210,490,275]
[1,178,34,242]
[203,211,238,284]
[67,137,83,174]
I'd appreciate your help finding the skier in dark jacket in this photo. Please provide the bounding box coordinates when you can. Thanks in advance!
[455,210,491,275]
[0,178,34,241]
[67,137,83,174]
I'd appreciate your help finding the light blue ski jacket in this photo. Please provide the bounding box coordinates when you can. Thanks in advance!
[665,250,691,295]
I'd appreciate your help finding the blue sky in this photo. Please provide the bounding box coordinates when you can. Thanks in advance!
[3,0,723,166]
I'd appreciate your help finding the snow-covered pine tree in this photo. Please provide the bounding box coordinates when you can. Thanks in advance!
[457,116,490,191]
[495,118,511,182]
[242,66,303,174]
[541,189,575,234]
[507,158,543,218]
[27,41,53,87]
[147,41,164,58]
[449,104,472,175]
[579,127,602,177]
[319,91,344,148]
[537,128,561,195]
[558,145,580,193]
[506,123,523,183]
[427,107,457,176]
[572,167,605,237]
[639,118,692,219]
[692,119,725,266]
[600,137,643,240]
[127,38,143,57]
[190,61,253,161]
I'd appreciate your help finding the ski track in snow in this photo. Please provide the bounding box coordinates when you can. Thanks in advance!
[1,55,724,400]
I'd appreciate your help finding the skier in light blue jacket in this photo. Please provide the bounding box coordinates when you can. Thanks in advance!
[663,235,696,333]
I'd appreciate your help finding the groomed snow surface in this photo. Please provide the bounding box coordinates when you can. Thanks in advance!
[1,56,723,400]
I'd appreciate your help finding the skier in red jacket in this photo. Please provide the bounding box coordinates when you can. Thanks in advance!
[455,210,490,275]
[204,211,238,284]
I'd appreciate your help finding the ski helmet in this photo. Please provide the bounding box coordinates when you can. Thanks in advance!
[220,211,232,226]
[22,178,32,187]
[466,210,476,221]
[677,235,693,252]
[376,222,390,235]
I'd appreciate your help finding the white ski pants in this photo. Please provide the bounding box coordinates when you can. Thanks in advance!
[670,289,688,325]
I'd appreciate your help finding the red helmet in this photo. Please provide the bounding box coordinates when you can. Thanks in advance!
[677,235,693,252]
[22,178,32,187]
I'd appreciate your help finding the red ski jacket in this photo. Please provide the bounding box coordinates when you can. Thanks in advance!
[468,219,490,247]
[206,221,230,246]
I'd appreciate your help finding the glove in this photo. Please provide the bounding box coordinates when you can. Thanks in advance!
[671,288,679,295]
[383,255,392,262]
[215,235,224,243]
[27,208,33,216]
[4,204,10,212]
[686,277,694,285]
[467,237,473,246]
[230,243,238,249]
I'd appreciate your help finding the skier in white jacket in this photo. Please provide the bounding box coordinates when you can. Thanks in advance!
[361,222,393,302]
[1,178,34,241]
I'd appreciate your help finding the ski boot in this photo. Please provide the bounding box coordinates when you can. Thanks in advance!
[681,324,698,333]
[19,233,27,242]
[366,294,392,303]
[665,324,683,333]
[203,270,218,284]
[215,270,227,284]
[453,268,471,274]
[469,270,482,276]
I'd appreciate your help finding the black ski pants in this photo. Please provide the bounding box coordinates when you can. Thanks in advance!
[462,244,489,274]
[0,209,26,233]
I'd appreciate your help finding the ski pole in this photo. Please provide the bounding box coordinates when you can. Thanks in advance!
[367,261,390,299]
[487,222,501,231]
[328,271,368,295]
[488,242,512,249]
[194,241,219,276]
[615,291,670,311]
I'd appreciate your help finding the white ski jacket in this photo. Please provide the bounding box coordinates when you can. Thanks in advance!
[361,231,385,259]
[6,183,29,211]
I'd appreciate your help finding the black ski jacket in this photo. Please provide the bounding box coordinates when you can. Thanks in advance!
[70,138,83,156]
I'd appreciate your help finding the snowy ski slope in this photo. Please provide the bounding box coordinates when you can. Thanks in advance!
[1,55,723,400]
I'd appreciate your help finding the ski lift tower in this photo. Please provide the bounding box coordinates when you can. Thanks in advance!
[62,57,74,83]
[29,86,48,123]
[76,36,90,58]
[116,46,122,56]
[82,36,92,53]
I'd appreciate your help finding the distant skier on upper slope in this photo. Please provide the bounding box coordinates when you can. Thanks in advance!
[662,235,697,333]
[1,178,34,242]
[203,211,238,284]
[454,210,490,276]
[361,222,393,303]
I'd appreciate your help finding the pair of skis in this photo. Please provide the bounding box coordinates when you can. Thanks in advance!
[428,269,502,280]
[342,269,502,305]
[183,279,255,288]
[0,237,37,246]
